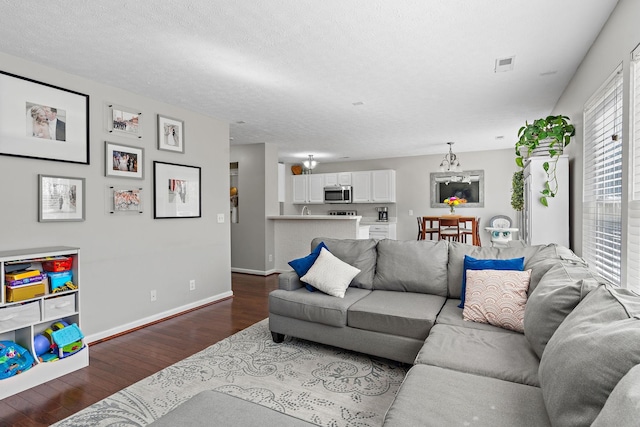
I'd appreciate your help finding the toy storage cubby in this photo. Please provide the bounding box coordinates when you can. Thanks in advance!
[0,246,88,399]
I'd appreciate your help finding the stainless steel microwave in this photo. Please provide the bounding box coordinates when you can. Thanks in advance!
[324,185,352,204]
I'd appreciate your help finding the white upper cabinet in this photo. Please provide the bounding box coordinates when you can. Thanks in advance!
[292,174,325,204]
[352,171,372,203]
[308,174,326,203]
[292,175,308,204]
[324,172,351,186]
[372,170,396,202]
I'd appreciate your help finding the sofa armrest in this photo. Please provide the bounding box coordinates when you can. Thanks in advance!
[279,271,304,291]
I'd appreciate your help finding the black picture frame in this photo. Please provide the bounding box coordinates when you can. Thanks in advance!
[0,70,89,164]
[153,161,201,219]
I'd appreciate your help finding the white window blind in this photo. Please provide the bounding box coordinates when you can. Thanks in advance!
[583,65,623,286]
[627,45,640,293]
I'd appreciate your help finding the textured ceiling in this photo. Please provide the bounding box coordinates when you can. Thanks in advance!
[0,1,618,164]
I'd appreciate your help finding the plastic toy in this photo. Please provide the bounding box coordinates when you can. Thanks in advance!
[33,321,84,362]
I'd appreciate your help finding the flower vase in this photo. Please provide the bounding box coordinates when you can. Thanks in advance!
[449,205,455,214]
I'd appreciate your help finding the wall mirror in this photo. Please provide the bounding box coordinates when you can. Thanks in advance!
[430,170,484,208]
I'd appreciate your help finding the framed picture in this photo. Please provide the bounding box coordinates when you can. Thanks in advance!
[108,186,143,214]
[38,174,86,222]
[0,70,89,164]
[153,161,201,219]
[106,103,143,138]
[157,114,184,153]
[105,141,144,179]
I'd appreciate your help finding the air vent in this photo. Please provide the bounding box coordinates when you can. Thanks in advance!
[495,56,515,73]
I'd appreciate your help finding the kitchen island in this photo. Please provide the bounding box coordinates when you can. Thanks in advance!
[268,215,367,272]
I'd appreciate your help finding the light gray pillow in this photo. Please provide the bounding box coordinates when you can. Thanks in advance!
[539,285,640,427]
[524,263,602,358]
[373,239,448,296]
[311,237,377,289]
[592,364,640,427]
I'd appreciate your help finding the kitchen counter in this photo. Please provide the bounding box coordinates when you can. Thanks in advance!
[268,215,366,271]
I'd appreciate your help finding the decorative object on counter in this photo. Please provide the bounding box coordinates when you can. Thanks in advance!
[443,196,466,214]
[514,115,575,206]
[0,70,89,164]
[303,154,317,172]
[291,164,303,175]
[439,142,461,172]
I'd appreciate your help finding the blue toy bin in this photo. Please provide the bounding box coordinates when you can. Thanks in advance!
[46,271,73,292]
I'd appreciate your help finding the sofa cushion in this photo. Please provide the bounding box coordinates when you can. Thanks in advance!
[459,256,525,308]
[373,240,448,296]
[288,241,329,292]
[524,262,602,358]
[268,287,370,327]
[300,248,360,298]
[539,285,640,427]
[347,291,446,340]
[414,324,540,386]
[447,242,568,299]
[311,237,377,289]
[463,269,531,332]
[592,364,640,427]
[382,365,551,427]
[435,298,519,333]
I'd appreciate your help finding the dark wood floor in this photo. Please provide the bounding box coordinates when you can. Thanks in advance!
[0,273,279,427]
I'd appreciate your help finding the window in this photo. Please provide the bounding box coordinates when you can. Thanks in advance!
[627,45,640,293]
[583,65,623,286]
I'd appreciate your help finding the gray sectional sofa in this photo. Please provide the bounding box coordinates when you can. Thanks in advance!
[268,238,640,426]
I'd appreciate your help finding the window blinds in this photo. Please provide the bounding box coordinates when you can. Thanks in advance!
[583,65,623,286]
[627,45,640,293]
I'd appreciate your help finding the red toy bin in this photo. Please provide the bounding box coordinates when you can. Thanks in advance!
[42,257,72,272]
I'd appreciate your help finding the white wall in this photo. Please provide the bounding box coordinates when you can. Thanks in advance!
[284,148,519,246]
[0,52,231,341]
[553,0,639,264]
[230,143,279,274]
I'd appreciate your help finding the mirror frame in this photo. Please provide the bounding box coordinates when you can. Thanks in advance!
[430,170,485,208]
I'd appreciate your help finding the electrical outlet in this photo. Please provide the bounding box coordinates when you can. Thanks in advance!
[217,213,225,223]
[268,254,273,262]
[189,279,196,291]
[150,290,157,302]
[409,209,414,216]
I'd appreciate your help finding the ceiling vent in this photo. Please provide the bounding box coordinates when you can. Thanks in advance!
[495,56,515,73]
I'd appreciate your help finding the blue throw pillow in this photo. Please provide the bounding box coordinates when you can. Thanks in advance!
[458,255,525,308]
[288,242,329,292]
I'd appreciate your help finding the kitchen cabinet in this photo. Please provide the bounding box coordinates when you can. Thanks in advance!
[521,156,569,246]
[292,174,326,204]
[325,172,352,186]
[368,223,397,240]
[0,246,88,400]
[352,170,396,203]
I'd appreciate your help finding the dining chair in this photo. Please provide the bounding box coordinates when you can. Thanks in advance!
[438,217,461,241]
[461,217,480,246]
[416,217,423,240]
[422,216,439,240]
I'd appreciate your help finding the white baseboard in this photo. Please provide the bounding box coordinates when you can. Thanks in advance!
[231,267,280,276]
[85,290,234,344]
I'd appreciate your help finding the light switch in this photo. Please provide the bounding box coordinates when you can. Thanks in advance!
[217,213,225,223]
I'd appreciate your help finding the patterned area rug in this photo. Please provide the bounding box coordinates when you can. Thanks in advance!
[52,319,408,426]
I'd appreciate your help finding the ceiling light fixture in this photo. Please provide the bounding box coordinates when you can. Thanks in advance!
[439,142,461,172]
[303,154,317,171]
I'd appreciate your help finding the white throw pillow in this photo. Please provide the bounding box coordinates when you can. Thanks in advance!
[300,247,361,298]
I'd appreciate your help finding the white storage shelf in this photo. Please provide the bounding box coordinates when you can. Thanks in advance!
[0,246,88,400]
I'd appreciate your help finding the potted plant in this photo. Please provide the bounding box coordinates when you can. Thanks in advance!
[514,115,575,206]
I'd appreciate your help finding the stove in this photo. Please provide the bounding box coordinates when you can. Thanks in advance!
[328,210,358,216]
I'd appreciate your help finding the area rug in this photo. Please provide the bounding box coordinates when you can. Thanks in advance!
[52,319,409,426]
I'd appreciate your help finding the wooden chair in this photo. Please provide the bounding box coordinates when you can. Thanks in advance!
[438,217,461,241]
[460,217,481,246]
[416,217,423,240]
[421,216,439,240]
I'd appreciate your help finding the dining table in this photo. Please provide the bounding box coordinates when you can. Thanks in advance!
[421,215,480,246]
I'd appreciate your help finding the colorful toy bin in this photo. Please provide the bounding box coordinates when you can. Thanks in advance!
[42,257,72,272]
